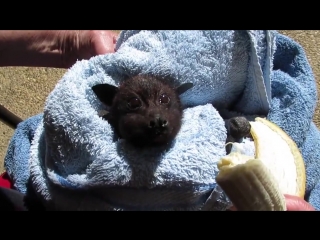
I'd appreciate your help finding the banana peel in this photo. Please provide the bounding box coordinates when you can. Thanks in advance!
[216,117,306,211]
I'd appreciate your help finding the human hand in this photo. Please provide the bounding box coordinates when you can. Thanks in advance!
[0,30,119,68]
[228,194,315,211]
[61,30,119,68]
[284,194,315,211]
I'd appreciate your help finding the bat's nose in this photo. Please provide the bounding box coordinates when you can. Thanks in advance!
[149,115,168,130]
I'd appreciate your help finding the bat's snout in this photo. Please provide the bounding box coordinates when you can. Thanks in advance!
[148,115,168,134]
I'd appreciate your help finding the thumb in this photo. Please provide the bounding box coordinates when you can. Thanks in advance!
[98,31,118,54]
[285,194,315,211]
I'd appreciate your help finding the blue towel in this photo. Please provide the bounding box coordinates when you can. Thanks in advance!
[4,30,320,210]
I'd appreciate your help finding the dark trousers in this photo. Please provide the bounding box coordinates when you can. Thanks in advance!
[0,187,28,211]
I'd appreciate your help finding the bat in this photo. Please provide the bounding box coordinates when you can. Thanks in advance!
[92,74,251,151]
[92,75,193,147]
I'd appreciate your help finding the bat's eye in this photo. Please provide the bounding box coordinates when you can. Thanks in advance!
[127,97,141,110]
[159,94,170,104]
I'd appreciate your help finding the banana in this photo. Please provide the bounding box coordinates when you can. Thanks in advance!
[215,117,306,211]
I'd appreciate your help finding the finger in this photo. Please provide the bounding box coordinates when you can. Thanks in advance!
[285,194,315,211]
[95,31,119,55]
[228,205,237,211]
[228,196,316,211]
[111,32,119,51]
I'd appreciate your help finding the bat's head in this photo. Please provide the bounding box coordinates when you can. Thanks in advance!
[92,75,193,147]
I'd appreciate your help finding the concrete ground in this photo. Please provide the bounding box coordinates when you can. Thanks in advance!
[1,30,320,173]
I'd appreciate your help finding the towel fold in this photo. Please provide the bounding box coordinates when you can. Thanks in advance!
[4,30,320,210]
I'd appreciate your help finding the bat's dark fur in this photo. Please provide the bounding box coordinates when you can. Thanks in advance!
[224,116,251,153]
[92,75,193,147]
[92,74,251,151]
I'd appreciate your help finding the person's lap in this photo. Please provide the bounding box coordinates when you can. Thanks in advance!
[0,172,45,211]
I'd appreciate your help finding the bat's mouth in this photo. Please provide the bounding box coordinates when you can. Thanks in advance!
[143,127,171,144]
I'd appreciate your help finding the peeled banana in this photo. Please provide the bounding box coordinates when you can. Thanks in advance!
[216,117,306,211]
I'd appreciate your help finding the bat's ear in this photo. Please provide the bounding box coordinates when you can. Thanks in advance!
[92,84,118,106]
[175,82,194,95]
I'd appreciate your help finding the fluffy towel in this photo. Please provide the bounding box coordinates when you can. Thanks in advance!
[4,30,320,210]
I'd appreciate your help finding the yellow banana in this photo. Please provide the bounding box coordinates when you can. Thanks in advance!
[215,117,306,211]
